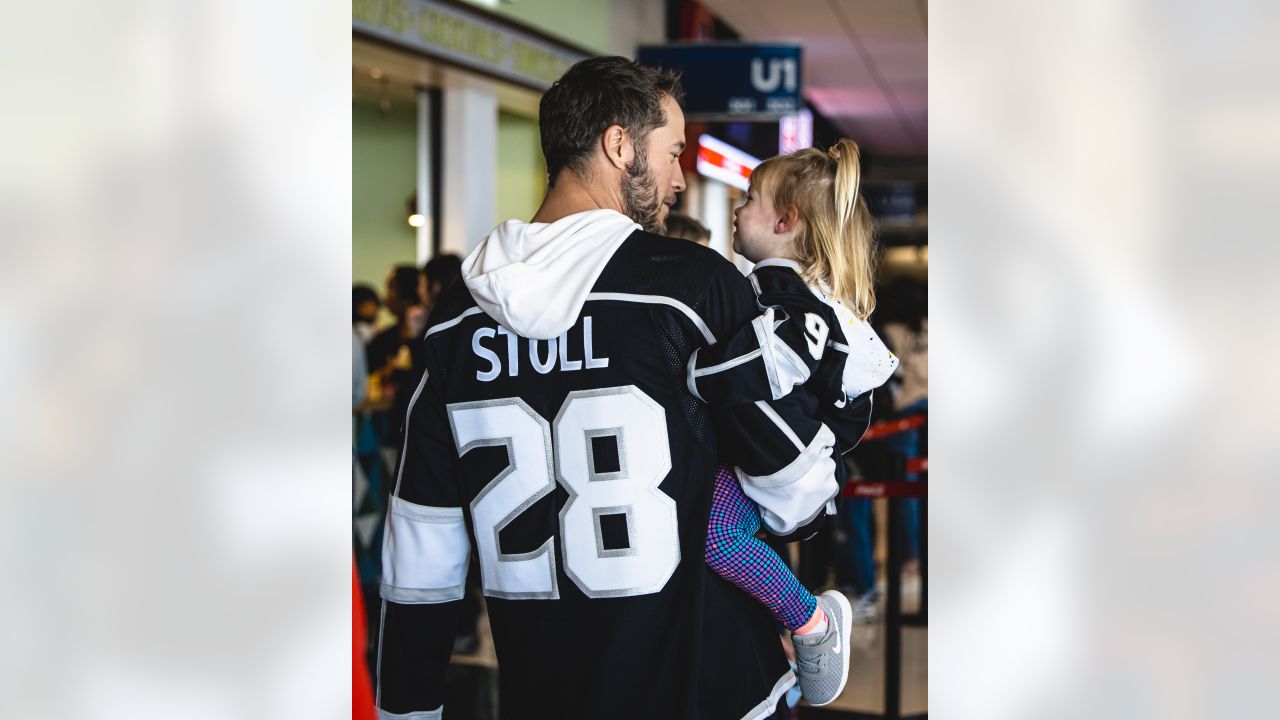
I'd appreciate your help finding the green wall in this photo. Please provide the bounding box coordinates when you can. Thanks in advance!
[353,101,547,290]
[463,0,610,55]
[353,99,418,288]
[495,110,546,226]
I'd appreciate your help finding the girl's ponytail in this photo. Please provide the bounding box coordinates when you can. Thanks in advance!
[750,137,879,319]
[827,139,876,318]
[829,139,861,236]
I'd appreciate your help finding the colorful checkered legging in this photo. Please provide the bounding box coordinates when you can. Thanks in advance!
[705,464,817,631]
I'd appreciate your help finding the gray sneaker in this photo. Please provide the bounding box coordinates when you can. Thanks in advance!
[792,590,853,706]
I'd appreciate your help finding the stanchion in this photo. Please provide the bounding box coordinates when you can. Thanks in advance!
[884,475,904,720]
[831,479,925,720]
[901,456,927,627]
[806,414,926,720]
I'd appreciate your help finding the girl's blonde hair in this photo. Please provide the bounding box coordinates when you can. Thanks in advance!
[750,138,878,319]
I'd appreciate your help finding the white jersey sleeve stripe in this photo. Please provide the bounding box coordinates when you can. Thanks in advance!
[740,670,798,720]
[380,496,470,605]
[686,349,707,402]
[691,347,763,378]
[424,306,487,338]
[586,292,717,345]
[377,707,443,720]
[736,423,839,535]
[769,332,813,398]
[752,313,784,399]
[754,400,806,453]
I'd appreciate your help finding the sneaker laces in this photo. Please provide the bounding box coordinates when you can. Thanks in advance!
[796,650,824,675]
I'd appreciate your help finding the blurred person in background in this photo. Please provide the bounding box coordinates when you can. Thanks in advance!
[664,212,711,246]
[834,278,928,619]
[835,384,896,623]
[353,329,367,408]
[353,283,381,346]
[353,285,379,409]
[419,253,463,312]
[876,277,928,570]
[366,265,425,376]
[366,266,427,451]
[834,275,926,617]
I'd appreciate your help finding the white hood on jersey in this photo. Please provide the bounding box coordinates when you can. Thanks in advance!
[462,209,641,340]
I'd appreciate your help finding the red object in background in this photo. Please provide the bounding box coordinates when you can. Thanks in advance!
[860,414,927,441]
[843,480,928,499]
[674,0,716,184]
[679,0,718,41]
[680,122,705,179]
[354,561,376,720]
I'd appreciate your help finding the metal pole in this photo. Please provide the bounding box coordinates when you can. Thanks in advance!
[884,457,904,719]
[416,87,433,265]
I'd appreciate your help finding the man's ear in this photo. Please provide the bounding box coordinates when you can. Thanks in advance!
[601,124,634,171]
[776,204,800,233]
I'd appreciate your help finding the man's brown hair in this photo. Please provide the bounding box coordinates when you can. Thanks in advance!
[539,56,684,187]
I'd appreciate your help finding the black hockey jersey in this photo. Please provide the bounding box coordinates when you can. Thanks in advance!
[687,260,896,536]
[688,259,887,456]
[376,228,839,720]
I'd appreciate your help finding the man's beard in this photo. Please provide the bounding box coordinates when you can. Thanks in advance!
[621,150,665,234]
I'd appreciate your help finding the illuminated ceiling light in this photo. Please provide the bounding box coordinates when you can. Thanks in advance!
[408,213,426,228]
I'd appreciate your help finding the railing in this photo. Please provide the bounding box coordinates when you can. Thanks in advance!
[808,413,927,720]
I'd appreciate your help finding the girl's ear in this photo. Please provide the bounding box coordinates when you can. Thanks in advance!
[776,204,800,233]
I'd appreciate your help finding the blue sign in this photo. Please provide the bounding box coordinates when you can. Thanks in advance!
[637,44,803,119]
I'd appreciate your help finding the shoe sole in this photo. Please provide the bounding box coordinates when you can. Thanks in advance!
[807,590,854,706]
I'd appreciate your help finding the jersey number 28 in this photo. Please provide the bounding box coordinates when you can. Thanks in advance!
[447,386,679,600]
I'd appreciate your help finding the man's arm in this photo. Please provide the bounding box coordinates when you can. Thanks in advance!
[375,358,468,718]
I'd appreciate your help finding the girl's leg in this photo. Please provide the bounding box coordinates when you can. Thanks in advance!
[705,465,818,631]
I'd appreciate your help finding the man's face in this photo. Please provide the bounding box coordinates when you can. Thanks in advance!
[621,95,687,234]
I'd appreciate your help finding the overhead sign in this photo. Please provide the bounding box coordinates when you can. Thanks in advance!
[353,0,588,90]
[697,134,761,191]
[637,44,803,119]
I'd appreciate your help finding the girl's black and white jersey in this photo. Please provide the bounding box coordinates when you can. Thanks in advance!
[687,259,898,452]
[687,259,898,533]
[377,231,838,720]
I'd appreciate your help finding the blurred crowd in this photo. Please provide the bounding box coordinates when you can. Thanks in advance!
[352,254,464,411]
[352,253,466,664]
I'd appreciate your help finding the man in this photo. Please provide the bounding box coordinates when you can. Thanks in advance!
[376,56,839,719]
[418,253,463,314]
[352,283,381,346]
[366,265,424,375]
[664,211,712,246]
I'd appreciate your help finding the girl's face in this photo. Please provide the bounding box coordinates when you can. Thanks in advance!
[732,182,795,264]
